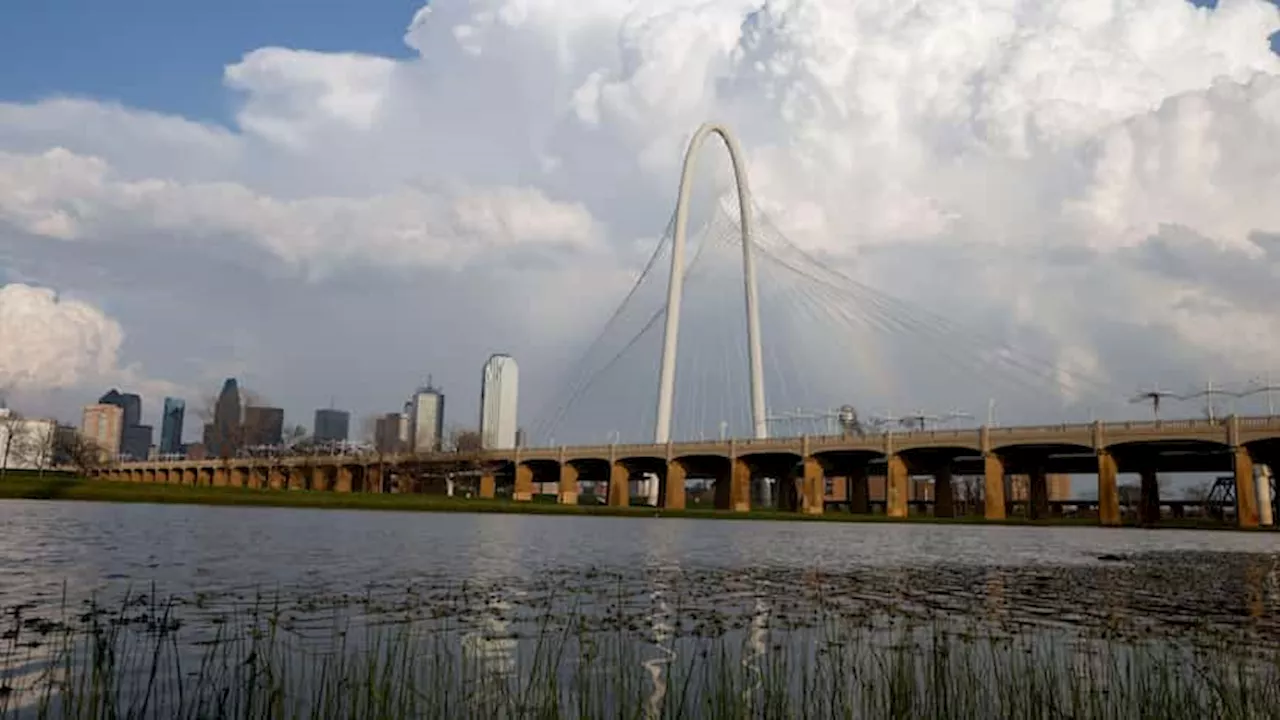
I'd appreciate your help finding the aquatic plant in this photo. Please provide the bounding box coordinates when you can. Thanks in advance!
[3,585,1279,720]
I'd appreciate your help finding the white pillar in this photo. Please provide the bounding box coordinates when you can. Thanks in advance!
[1258,464,1275,527]
[655,123,768,444]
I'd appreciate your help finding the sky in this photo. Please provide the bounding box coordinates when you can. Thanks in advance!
[2,0,1280,447]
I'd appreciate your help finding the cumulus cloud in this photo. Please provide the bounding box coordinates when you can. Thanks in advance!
[0,283,125,390]
[1,0,1279,438]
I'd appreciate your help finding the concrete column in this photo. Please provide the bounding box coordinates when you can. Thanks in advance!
[479,471,496,499]
[1028,466,1049,520]
[983,454,1006,521]
[514,463,534,502]
[886,454,909,519]
[801,457,824,515]
[664,461,686,510]
[934,466,955,518]
[1234,446,1259,529]
[288,467,306,491]
[212,467,228,487]
[558,463,579,504]
[1139,467,1160,526]
[1097,451,1120,526]
[336,466,353,493]
[311,466,328,492]
[731,458,752,512]
[269,467,286,491]
[1258,464,1274,527]
[849,466,870,514]
[608,462,629,507]
[229,467,245,489]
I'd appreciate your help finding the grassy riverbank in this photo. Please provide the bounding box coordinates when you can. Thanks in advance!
[0,473,1240,529]
[3,589,1278,719]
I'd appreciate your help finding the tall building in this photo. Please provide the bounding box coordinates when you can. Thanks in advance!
[314,409,350,443]
[243,406,285,447]
[98,389,141,429]
[98,389,148,459]
[82,404,124,460]
[122,425,153,460]
[479,354,519,450]
[160,397,186,455]
[407,382,445,453]
[374,412,406,454]
[211,378,242,458]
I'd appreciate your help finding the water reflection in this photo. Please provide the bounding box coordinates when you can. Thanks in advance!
[2,500,1280,717]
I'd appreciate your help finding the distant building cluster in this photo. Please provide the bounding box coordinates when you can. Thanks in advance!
[61,352,523,465]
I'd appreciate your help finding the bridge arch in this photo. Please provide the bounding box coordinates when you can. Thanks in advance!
[655,123,767,444]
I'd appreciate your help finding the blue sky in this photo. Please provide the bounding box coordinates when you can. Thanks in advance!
[0,0,422,122]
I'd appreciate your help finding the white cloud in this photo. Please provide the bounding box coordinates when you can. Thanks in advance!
[0,283,123,390]
[1,0,1279,439]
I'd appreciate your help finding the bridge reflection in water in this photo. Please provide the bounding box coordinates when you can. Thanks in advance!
[98,416,1280,528]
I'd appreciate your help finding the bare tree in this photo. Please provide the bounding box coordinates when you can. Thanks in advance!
[27,421,57,478]
[56,432,106,476]
[0,411,31,479]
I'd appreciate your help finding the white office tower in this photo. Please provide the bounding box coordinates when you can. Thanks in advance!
[479,354,519,450]
[406,383,445,453]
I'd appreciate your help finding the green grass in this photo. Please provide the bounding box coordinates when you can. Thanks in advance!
[3,589,1279,719]
[0,474,1255,529]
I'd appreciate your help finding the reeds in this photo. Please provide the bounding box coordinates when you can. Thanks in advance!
[4,584,1279,720]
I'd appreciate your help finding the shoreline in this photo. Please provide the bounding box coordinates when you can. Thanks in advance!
[0,475,1260,531]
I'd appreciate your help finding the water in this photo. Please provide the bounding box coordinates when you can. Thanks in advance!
[2,500,1280,717]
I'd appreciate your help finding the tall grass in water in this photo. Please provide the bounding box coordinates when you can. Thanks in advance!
[3,591,1279,719]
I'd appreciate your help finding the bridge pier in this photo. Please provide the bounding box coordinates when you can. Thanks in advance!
[849,467,870,514]
[212,467,228,487]
[229,467,245,489]
[983,454,1006,521]
[934,466,955,518]
[801,457,824,515]
[731,458,751,512]
[1139,467,1161,526]
[1258,464,1274,527]
[514,464,534,502]
[1028,466,1049,521]
[288,467,306,491]
[1097,451,1120,526]
[559,463,579,504]
[336,466,353,493]
[1234,447,1259,529]
[664,461,686,510]
[479,470,496,499]
[886,454,909,519]
[608,462,629,507]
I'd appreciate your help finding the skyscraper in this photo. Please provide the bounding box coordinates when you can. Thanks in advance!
[98,389,141,429]
[374,413,405,454]
[98,389,147,459]
[479,354,519,450]
[407,382,445,453]
[212,378,242,458]
[243,406,285,447]
[314,409,350,443]
[81,404,124,460]
[160,397,186,455]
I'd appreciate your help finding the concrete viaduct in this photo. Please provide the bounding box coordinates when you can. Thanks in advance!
[94,415,1280,528]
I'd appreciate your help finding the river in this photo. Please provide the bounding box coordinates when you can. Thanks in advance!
[2,500,1279,717]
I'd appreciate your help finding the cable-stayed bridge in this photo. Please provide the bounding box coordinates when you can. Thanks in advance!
[102,124,1279,528]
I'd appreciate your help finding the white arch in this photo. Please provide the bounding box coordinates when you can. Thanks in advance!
[654,123,767,443]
